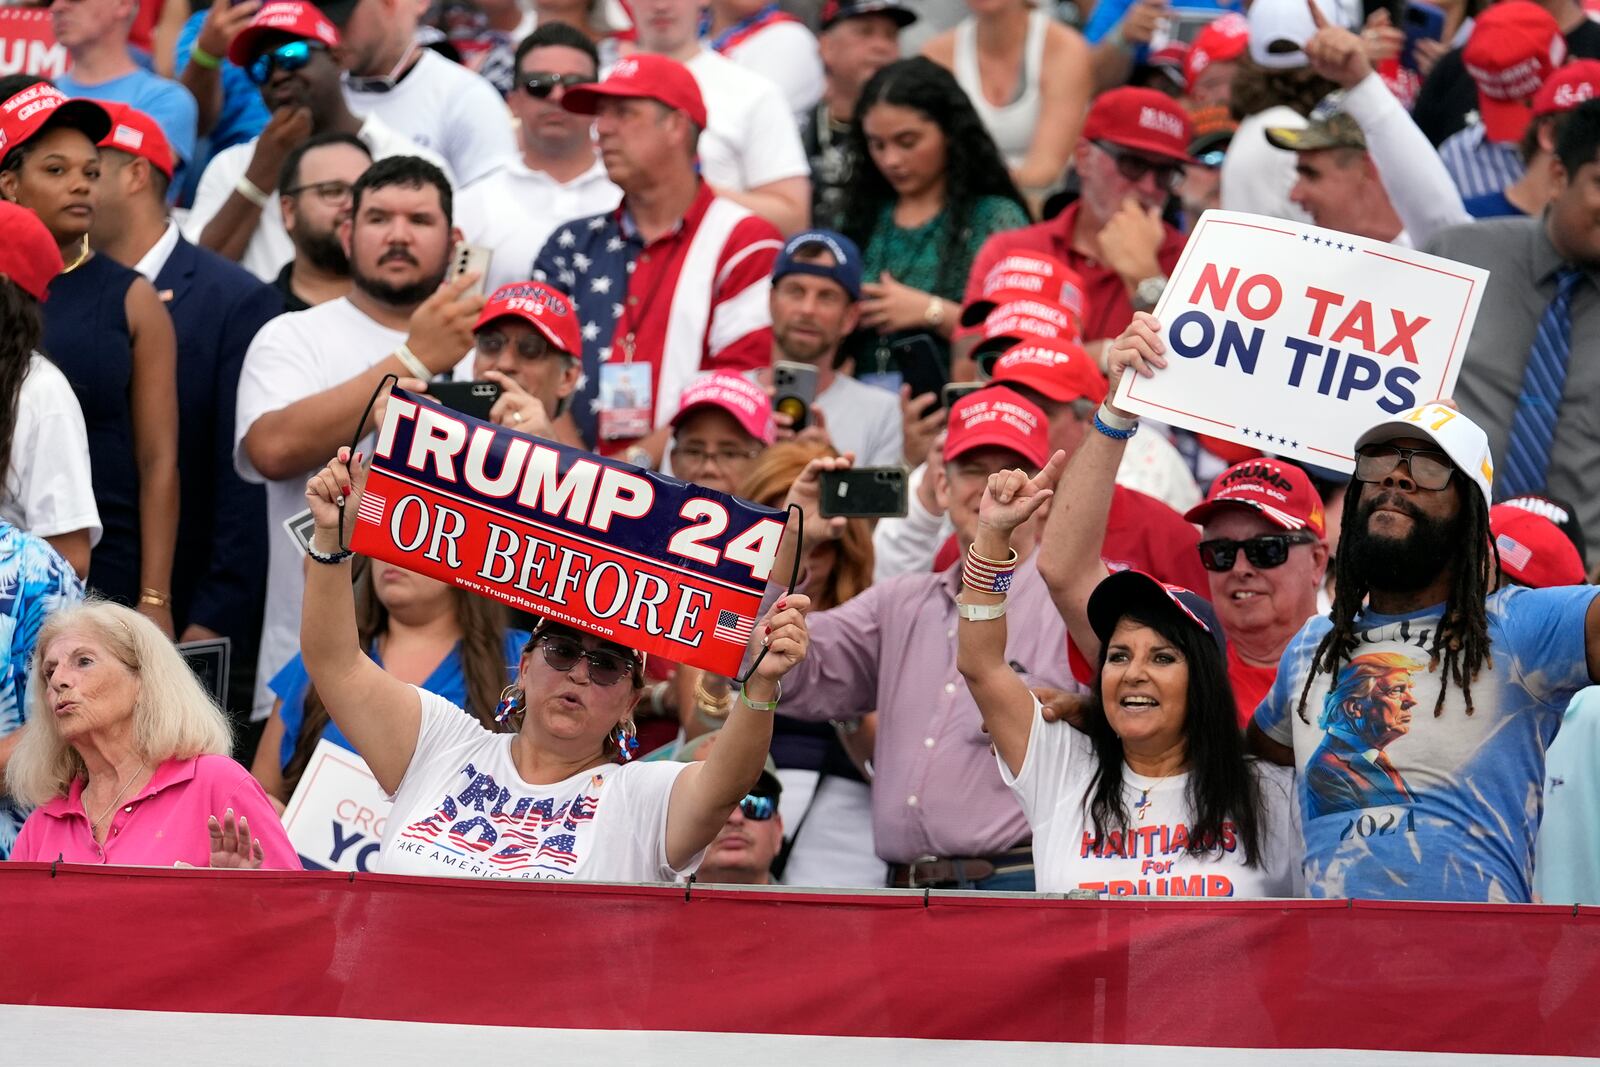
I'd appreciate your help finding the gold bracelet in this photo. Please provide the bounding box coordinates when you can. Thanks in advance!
[138,588,171,608]
[966,545,1019,568]
[693,676,734,722]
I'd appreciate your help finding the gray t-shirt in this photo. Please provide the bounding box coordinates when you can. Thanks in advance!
[814,374,904,468]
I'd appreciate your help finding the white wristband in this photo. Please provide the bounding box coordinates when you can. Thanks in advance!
[1096,403,1139,432]
[234,175,270,209]
[956,598,1007,622]
[394,343,430,380]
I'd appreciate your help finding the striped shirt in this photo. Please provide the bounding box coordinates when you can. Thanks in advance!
[1438,124,1525,201]
[532,183,782,451]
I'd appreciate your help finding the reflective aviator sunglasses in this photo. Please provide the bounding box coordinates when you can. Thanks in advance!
[247,39,329,86]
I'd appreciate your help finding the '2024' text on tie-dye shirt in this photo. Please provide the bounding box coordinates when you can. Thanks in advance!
[1256,584,1599,902]
[379,689,698,882]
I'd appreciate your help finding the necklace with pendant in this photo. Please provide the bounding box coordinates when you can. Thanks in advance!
[1134,786,1153,822]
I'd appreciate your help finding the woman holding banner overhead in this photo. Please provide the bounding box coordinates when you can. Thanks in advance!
[299,447,812,883]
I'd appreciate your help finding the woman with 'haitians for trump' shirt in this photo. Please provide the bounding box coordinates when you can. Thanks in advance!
[297,447,811,882]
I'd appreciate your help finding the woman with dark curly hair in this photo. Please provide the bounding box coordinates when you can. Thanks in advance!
[844,57,1029,378]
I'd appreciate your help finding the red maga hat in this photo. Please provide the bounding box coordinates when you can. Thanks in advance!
[1462,1,1566,143]
[1184,457,1326,538]
[1081,87,1194,164]
[562,53,708,130]
[474,281,584,358]
[1491,504,1587,588]
[97,102,177,179]
[227,0,342,65]
[944,387,1050,469]
[987,337,1107,406]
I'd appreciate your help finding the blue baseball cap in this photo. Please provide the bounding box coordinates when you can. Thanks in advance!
[771,229,863,301]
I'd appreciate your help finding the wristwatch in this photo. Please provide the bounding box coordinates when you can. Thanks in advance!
[623,445,653,469]
[1132,275,1168,313]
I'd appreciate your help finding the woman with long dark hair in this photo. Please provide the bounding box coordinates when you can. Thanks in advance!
[251,557,529,804]
[0,82,180,632]
[844,57,1029,377]
[0,201,99,577]
[956,453,1300,896]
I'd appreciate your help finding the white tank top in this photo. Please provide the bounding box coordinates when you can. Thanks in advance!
[953,8,1050,169]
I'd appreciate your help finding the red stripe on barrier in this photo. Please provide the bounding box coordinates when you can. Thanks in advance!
[3,864,1598,1056]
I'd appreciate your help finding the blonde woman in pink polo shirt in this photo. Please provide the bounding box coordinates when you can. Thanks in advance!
[7,602,299,869]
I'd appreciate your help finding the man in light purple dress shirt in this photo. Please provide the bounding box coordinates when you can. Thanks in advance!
[777,388,1076,890]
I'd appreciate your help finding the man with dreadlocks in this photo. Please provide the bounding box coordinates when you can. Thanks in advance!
[1249,402,1600,902]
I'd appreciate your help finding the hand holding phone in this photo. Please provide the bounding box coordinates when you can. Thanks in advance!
[820,467,909,519]
[445,241,493,299]
[773,361,820,432]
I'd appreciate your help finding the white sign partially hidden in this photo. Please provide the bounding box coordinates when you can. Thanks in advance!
[1113,210,1488,473]
[281,739,393,873]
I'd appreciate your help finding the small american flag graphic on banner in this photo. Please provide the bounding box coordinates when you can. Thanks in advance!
[713,609,755,645]
[356,491,386,526]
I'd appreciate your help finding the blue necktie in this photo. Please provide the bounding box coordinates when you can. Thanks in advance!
[1500,267,1584,498]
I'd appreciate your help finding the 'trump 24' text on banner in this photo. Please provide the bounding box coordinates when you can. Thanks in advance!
[1113,210,1488,473]
[351,387,787,677]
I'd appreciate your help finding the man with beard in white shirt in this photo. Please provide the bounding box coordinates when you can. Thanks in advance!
[630,0,811,235]
[455,22,621,292]
[235,155,485,725]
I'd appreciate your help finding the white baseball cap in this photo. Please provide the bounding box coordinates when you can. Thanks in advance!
[1248,0,1362,69]
[1353,402,1494,508]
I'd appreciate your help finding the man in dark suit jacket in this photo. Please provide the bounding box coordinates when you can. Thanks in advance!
[91,105,283,742]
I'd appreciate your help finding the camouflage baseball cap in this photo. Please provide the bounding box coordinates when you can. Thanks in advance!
[1263,111,1366,151]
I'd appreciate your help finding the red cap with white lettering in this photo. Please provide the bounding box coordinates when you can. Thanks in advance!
[1080,86,1194,164]
[943,387,1050,469]
[671,373,777,445]
[1185,13,1249,92]
[1463,0,1566,143]
[1184,457,1326,538]
[972,299,1080,362]
[1533,59,1600,116]
[989,338,1108,405]
[0,83,111,162]
[474,281,583,357]
[227,0,342,65]
[960,252,1084,328]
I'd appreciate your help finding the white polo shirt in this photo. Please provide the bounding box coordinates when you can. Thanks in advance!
[684,47,810,193]
[454,156,621,292]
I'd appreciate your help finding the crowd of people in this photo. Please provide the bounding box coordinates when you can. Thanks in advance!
[1,0,1599,906]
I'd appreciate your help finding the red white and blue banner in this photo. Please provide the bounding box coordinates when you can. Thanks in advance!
[351,387,787,676]
[3,865,1600,1062]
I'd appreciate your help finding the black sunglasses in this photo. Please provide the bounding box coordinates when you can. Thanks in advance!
[520,72,595,99]
[1198,531,1317,572]
[535,635,636,687]
[1094,140,1184,193]
[739,794,777,820]
[1354,444,1455,492]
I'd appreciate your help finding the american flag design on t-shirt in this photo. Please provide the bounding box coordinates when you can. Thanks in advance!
[398,764,605,877]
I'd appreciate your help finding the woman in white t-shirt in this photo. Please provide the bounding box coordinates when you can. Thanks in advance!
[299,447,812,883]
[956,461,1300,897]
[0,214,100,576]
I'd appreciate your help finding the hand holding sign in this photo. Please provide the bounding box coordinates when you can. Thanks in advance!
[1105,311,1167,414]
[1304,0,1374,90]
[305,446,368,555]
[751,594,812,685]
[1111,210,1486,472]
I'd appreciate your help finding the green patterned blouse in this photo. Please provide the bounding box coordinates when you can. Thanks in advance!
[858,195,1031,302]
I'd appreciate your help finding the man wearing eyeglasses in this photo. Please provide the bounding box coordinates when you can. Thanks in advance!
[451,280,584,442]
[665,374,775,496]
[186,0,449,284]
[454,23,621,294]
[961,87,1190,358]
[272,131,374,311]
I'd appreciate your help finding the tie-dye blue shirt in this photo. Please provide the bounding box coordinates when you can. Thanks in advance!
[1255,585,1599,903]
[0,527,85,858]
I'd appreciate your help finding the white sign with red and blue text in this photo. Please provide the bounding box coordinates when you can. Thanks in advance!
[351,387,787,677]
[280,739,392,873]
[1113,210,1488,473]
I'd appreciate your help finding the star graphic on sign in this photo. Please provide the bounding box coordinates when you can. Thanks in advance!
[606,235,625,253]
[612,302,624,319]
[557,229,576,248]
[591,275,612,294]
[573,252,592,272]
[582,320,600,341]
[1290,440,1300,449]
[588,216,607,231]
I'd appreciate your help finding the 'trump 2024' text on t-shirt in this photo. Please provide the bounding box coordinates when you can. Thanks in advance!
[1000,697,1302,897]
[1256,585,1599,902]
[379,689,696,882]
